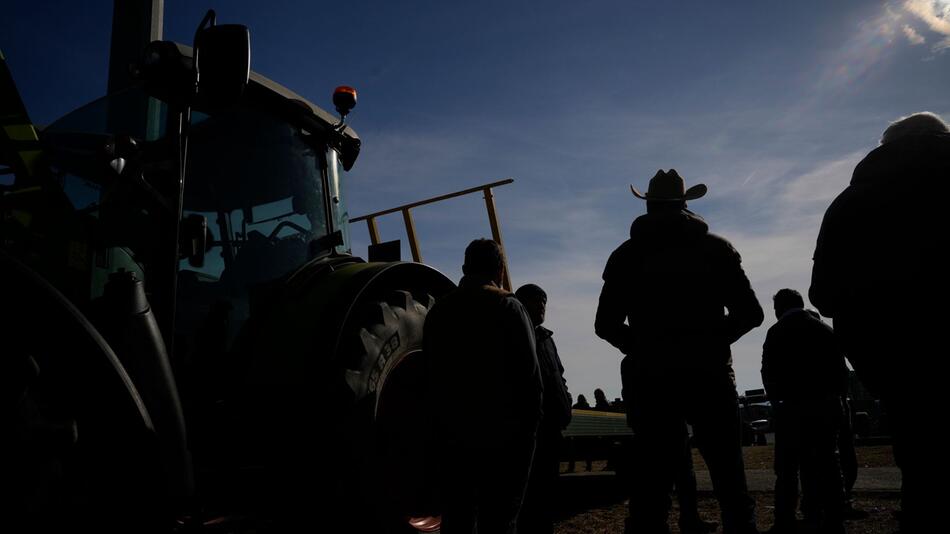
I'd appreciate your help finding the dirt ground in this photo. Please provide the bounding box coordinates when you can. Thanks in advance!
[554,493,901,534]
[697,445,895,471]
[555,446,899,533]
[561,445,896,474]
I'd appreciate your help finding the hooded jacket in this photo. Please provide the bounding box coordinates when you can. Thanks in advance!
[534,325,572,433]
[810,133,950,395]
[761,308,848,402]
[595,210,763,377]
[424,276,543,447]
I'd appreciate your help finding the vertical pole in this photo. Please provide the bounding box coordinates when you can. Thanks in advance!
[366,217,381,245]
[402,208,422,262]
[108,0,164,140]
[483,187,511,290]
[108,0,164,93]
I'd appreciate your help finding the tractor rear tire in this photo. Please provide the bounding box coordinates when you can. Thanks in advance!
[338,290,443,533]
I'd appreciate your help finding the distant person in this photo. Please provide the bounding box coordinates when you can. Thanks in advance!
[515,283,573,534]
[593,388,611,411]
[760,289,847,534]
[810,111,950,533]
[596,169,763,534]
[424,239,542,534]
[573,394,591,410]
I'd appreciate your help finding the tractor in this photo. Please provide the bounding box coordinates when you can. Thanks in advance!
[2,8,452,533]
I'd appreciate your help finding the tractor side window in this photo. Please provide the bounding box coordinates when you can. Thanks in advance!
[44,88,168,142]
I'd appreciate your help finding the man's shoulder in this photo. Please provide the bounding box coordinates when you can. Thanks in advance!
[536,325,554,342]
[429,284,514,317]
[608,239,637,260]
[773,309,834,334]
[703,231,738,253]
[696,232,742,267]
[603,239,638,279]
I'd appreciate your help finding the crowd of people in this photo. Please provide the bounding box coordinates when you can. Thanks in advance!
[422,111,948,534]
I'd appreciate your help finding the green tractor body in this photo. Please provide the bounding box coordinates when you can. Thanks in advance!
[2,16,451,533]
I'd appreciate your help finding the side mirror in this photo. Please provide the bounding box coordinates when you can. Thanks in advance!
[180,214,210,268]
[194,11,250,110]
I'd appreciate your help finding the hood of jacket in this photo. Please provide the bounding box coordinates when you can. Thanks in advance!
[458,275,511,297]
[852,132,950,187]
[629,209,710,245]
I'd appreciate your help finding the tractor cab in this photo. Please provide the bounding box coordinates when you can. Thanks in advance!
[41,57,359,322]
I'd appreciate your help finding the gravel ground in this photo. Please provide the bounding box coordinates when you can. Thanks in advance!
[555,493,901,534]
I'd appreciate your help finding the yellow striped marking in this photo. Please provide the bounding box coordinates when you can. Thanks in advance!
[572,409,626,418]
[3,124,38,142]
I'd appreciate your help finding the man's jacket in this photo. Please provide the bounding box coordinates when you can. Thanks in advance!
[595,209,763,378]
[810,133,950,395]
[424,276,542,447]
[535,326,572,433]
[761,308,848,402]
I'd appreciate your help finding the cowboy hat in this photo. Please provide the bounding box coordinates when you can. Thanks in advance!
[630,169,707,202]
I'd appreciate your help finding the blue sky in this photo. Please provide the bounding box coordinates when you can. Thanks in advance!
[5,1,950,400]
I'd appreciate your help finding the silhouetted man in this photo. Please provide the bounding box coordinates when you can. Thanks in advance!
[515,283,572,534]
[593,388,611,411]
[810,112,950,533]
[761,289,847,534]
[424,239,542,534]
[596,169,763,534]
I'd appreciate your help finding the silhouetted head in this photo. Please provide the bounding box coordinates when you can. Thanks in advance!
[515,283,547,326]
[881,112,949,145]
[632,169,706,214]
[576,394,588,406]
[594,388,607,403]
[773,288,805,319]
[462,238,505,286]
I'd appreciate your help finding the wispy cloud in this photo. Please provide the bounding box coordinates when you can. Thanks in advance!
[903,23,927,44]
[813,7,902,93]
[904,0,950,51]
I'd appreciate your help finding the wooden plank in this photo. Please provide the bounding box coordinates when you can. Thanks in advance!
[366,217,381,245]
[350,178,513,223]
[402,208,422,262]
[483,186,512,290]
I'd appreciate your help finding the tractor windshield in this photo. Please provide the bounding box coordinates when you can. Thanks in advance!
[183,106,346,281]
[177,105,351,356]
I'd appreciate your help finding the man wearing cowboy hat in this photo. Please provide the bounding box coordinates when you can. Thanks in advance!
[596,169,763,534]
